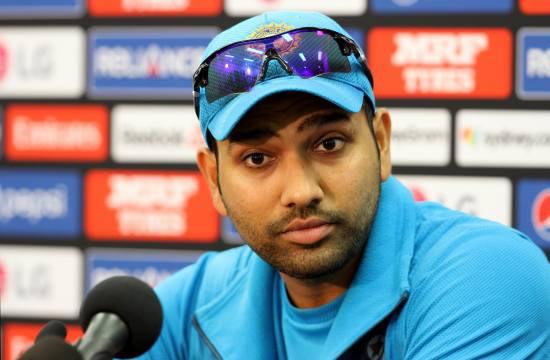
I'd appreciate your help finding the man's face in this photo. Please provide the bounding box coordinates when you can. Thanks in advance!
[198,92,392,279]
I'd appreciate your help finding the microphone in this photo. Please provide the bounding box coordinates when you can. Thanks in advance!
[20,336,82,360]
[35,320,68,342]
[76,276,163,360]
[20,320,80,360]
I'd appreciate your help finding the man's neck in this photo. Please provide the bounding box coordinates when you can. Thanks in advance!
[280,250,363,308]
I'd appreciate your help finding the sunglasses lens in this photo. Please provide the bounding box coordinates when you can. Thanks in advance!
[206,43,265,103]
[277,30,351,78]
[203,30,352,104]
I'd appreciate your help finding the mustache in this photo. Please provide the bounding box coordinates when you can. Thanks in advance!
[267,207,347,236]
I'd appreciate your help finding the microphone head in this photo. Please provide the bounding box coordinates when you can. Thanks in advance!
[36,320,67,342]
[21,336,82,360]
[80,276,163,358]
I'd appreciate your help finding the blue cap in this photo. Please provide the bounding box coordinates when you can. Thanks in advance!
[197,11,376,142]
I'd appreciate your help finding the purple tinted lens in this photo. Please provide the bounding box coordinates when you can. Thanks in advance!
[276,30,350,78]
[206,43,264,103]
[205,30,351,104]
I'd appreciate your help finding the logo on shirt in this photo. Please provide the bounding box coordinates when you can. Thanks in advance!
[365,334,384,360]
[368,28,511,98]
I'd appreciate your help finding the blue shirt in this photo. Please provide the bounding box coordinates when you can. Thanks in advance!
[133,176,550,359]
[279,277,345,359]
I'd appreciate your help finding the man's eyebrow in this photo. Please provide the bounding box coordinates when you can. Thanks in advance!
[228,127,277,143]
[228,109,351,144]
[297,110,351,132]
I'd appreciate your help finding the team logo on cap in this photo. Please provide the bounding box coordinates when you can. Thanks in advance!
[532,189,550,242]
[247,22,294,40]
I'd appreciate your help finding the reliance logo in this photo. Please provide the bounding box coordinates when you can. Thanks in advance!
[88,28,216,98]
[93,44,201,79]
[517,28,550,99]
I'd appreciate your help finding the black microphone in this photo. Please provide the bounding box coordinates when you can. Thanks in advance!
[35,320,68,342]
[20,336,83,360]
[75,276,163,360]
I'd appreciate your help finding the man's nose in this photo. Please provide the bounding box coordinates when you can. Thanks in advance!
[280,155,324,209]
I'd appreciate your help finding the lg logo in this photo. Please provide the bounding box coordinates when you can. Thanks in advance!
[13,264,52,298]
[15,45,53,79]
[410,186,478,216]
[0,43,7,80]
[0,261,6,297]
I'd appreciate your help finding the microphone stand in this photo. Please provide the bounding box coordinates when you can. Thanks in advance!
[75,313,129,360]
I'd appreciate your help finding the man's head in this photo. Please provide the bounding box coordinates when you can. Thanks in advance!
[194,11,392,279]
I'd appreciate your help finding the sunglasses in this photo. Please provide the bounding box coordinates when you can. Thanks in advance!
[192,27,374,118]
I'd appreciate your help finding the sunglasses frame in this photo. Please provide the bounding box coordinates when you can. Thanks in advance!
[192,27,374,118]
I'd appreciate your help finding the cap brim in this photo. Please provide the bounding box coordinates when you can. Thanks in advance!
[207,75,365,141]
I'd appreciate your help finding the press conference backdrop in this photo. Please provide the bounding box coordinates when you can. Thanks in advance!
[0,1,549,358]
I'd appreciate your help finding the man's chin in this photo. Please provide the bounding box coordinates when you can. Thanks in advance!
[270,244,361,280]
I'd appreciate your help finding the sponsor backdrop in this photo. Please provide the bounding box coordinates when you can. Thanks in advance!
[0,0,549,356]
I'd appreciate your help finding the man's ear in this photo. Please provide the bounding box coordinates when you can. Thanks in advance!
[196,147,228,216]
[372,108,392,181]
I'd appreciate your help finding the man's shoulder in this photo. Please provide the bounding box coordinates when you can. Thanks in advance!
[411,201,539,272]
[155,245,255,307]
[387,202,550,359]
[408,200,549,293]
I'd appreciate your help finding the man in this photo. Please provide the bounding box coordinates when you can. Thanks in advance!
[138,11,550,359]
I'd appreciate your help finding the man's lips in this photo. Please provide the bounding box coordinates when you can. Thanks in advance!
[280,218,335,245]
